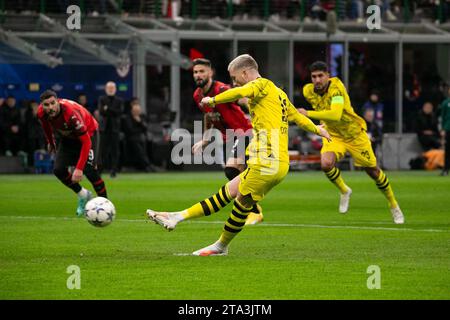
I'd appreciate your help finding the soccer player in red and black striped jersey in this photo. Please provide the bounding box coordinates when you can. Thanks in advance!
[191,58,262,225]
[37,90,107,216]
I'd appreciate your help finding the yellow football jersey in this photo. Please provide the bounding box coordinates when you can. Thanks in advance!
[212,77,319,166]
[303,77,366,140]
[246,78,290,166]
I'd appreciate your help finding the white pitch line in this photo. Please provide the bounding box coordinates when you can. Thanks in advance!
[187,221,450,233]
[0,215,448,233]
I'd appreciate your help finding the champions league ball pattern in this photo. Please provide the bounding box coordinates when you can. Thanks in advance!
[84,197,116,227]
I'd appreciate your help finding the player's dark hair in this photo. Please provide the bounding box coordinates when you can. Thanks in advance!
[192,58,212,68]
[309,61,329,73]
[40,90,58,102]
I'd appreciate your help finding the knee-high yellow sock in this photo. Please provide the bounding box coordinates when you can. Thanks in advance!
[375,170,398,209]
[182,183,233,220]
[324,167,349,194]
[218,199,253,246]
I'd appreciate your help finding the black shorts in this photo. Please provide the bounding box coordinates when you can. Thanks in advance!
[223,134,252,164]
[54,131,100,170]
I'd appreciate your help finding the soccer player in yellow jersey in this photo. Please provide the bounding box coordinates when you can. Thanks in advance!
[146,54,331,256]
[298,61,404,224]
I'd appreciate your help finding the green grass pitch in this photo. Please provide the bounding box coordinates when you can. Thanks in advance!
[0,171,449,299]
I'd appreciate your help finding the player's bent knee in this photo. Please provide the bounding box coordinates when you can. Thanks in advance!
[321,162,334,172]
[321,152,336,172]
[227,176,240,199]
[84,169,97,180]
[365,167,380,179]
[83,165,95,175]
[53,167,67,178]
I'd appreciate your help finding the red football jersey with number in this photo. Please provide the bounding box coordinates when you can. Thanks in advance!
[193,80,252,141]
[38,98,98,170]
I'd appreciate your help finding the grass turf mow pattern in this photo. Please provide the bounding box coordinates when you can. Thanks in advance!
[0,171,449,299]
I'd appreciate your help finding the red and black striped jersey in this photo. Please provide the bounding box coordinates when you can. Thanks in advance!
[193,80,252,140]
[37,98,98,141]
[37,98,99,170]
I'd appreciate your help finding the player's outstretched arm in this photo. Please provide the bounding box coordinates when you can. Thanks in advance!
[200,85,255,107]
[298,96,344,121]
[288,103,331,141]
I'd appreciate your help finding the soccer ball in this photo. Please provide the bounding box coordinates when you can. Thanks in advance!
[84,197,116,227]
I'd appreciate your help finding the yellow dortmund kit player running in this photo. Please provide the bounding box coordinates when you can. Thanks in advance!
[146,54,331,256]
[298,61,404,224]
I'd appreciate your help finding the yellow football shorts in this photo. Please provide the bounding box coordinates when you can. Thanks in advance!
[321,132,377,167]
[238,162,289,202]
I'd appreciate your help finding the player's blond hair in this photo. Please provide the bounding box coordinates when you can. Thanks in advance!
[228,54,258,72]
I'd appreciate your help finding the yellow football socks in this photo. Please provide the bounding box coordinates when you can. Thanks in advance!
[218,199,253,246]
[375,170,398,209]
[324,167,349,194]
[182,183,233,220]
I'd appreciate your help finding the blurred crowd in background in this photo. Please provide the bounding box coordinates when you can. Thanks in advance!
[1,0,450,173]
[1,82,449,172]
[2,1,449,24]
[0,83,171,174]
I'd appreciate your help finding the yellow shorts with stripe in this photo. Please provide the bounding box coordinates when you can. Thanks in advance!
[238,162,289,202]
[321,132,377,167]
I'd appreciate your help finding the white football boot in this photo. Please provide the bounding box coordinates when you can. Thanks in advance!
[192,242,228,256]
[339,187,352,214]
[390,206,405,224]
[146,209,178,231]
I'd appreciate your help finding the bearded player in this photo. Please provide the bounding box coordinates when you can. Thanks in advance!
[191,58,263,225]
[298,61,404,224]
[37,90,107,216]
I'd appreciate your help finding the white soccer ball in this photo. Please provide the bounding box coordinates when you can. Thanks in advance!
[84,197,116,227]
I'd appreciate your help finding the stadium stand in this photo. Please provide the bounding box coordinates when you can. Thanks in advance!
[0,0,449,172]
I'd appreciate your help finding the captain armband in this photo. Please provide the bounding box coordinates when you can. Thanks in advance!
[331,96,344,105]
